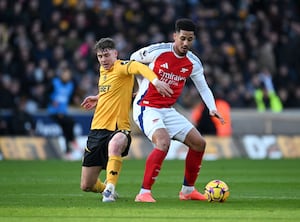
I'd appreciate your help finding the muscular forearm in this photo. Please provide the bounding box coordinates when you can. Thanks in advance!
[129,61,157,84]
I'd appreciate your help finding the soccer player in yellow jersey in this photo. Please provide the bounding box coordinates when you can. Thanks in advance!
[80,38,173,202]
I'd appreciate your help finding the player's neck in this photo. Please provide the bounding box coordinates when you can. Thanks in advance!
[172,44,186,58]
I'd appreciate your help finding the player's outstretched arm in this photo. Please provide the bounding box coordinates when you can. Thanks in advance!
[81,95,99,110]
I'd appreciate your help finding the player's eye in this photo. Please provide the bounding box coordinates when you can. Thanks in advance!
[104,53,110,57]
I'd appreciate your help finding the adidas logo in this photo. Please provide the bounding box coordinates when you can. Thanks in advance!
[160,63,169,69]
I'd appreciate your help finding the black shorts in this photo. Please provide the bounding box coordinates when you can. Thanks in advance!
[82,129,131,169]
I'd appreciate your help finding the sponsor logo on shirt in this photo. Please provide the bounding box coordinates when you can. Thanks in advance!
[180,68,189,73]
[158,69,186,86]
[160,63,169,69]
[99,85,111,92]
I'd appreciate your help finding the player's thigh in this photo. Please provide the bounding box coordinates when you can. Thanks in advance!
[165,108,194,141]
[133,106,165,139]
[183,127,206,150]
[108,130,131,156]
[81,166,102,187]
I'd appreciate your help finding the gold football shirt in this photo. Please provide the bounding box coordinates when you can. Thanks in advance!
[91,60,157,131]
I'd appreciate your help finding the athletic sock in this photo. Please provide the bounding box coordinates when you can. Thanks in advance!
[181,185,195,194]
[141,148,167,190]
[183,148,204,186]
[92,178,106,193]
[139,188,151,195]
[106,156,122,186]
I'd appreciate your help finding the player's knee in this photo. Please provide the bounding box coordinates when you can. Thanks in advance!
[155,137,170,151]
[108,133,127,154]
[191,137,206,152]
[197,138,206,151]
[152,131,171,151]
[80,182,91,192]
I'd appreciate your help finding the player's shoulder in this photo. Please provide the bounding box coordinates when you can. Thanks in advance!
[119,60,131,65]
[147,42,172,53]
[114,60,133,73]
[187,50,203,67]
[115,59,133,67]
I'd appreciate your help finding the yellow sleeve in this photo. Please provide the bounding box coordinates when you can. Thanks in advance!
[127,61,157,83]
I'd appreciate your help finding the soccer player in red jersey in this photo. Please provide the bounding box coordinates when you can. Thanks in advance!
[131,18,225,202]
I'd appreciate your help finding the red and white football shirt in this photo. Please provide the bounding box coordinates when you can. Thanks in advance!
[130,42,216,111]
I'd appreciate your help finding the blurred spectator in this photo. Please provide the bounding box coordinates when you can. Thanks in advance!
[47,67,79,158]
[0,75,13,109]
[273,64,295,107]
[0,75,21,109]
[0,115,9,135]
[191,88,232,137]
[10,96,36,136]
[254,83,283,113]
[0,0,299,115]
[253,68,283,112]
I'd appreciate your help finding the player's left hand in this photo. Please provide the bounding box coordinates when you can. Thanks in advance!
[209,110,225,125]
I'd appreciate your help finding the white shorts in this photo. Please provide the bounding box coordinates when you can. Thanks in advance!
[133,105,194,142]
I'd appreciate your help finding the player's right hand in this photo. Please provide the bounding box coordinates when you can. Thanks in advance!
[81,96,98,110]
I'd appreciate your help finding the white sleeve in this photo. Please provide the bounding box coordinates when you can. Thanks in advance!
[191,66,217,111]
[130,43,167,63]
[130,46,154,63]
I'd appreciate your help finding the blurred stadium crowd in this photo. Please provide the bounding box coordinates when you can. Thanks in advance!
[0,0,300,114]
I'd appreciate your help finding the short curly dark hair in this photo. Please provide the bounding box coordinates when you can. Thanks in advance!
[175,18,196,32]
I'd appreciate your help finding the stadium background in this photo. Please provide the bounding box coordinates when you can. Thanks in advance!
[0,0,300,160]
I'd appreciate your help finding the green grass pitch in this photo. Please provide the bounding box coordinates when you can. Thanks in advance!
[0,159,299,222]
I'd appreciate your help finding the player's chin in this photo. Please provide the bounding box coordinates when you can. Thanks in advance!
[180,48,188,55]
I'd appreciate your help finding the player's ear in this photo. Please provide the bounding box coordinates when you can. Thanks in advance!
[173,32,177,41]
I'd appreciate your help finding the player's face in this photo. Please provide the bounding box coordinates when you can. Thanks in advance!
[173,30,195,56]
[96,48,118,70]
